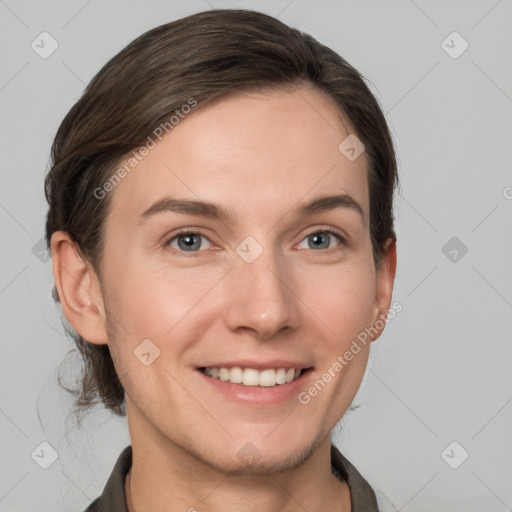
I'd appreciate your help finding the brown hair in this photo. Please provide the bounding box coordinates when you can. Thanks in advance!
[45,8,399,417]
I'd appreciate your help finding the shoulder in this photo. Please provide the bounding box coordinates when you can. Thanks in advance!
[331,444,380,512]
[83,445,132,512]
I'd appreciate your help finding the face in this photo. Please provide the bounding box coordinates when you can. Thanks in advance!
[97,84,394,473]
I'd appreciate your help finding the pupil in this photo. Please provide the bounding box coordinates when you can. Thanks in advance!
[310,233,328,249]
[179,234,200,251]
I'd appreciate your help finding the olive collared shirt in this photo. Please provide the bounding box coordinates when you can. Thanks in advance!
[85,445,379,511]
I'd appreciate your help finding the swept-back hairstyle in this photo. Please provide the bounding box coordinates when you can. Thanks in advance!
[45,8,398,416]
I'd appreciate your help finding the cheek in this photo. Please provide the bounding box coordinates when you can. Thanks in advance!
[299,263,376,341]
[106,257,225,341]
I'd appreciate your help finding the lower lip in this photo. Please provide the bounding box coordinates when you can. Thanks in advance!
[196,368,314,405]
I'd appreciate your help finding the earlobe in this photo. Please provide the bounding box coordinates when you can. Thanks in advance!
[370,237,397,342]
[50,231,109,345]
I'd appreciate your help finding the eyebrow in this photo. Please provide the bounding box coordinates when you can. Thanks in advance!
[137,193,366,226]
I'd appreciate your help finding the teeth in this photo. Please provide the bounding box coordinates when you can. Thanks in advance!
[201,366,304,387]
[275,368,287,385]
[258,369,275,387]
[230,367,243,383]
[243,368,260,386]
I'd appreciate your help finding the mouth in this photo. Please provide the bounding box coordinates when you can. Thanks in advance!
[198,366,313,388]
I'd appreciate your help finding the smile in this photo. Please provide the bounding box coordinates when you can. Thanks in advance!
[199,366,306,387]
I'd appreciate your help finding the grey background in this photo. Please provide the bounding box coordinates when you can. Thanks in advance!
[0,0,511,510]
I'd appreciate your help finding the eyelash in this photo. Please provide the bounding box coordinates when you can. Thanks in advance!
[164,227,346,257]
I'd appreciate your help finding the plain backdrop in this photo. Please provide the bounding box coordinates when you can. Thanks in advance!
[0,1,511,511]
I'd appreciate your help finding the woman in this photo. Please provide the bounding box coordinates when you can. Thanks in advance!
[45,8,398,511]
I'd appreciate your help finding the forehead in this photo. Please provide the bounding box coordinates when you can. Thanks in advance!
[107,84,369,227]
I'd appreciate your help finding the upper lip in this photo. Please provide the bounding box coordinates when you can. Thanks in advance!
[198,360,312,371]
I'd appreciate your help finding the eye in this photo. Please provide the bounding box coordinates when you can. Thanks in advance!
[296,229,344,250]
[167,231,213,252]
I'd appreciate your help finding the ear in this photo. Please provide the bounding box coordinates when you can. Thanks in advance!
[369,238,397,342]
[50,231,109,345]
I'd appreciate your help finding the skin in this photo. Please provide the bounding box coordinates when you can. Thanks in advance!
[52,83,396,512]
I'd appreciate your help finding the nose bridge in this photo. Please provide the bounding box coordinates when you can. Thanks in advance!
[224,237,299,338]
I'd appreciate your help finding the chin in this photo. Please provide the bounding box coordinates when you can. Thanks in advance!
[193,435,318,476]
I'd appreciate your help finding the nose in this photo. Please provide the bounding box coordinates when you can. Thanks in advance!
[222,243,301,340]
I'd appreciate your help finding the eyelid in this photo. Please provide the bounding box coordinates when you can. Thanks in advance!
[303,225,346,240]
